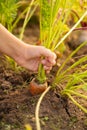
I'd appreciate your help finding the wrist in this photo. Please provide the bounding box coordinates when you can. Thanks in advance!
[13,41,28,64]
[0,24,26,60]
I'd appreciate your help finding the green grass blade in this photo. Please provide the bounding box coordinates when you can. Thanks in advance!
[54,11,87,50]
[63,90,87,100]
[66,93,87,113]
[56,41,87,77]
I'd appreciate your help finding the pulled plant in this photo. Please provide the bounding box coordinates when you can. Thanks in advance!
[29,0,75,95]
[37,0,71,84]
[30,0,73,94]
[37,0,87,83]
[34,2,87,130]
[35,41,87,130]
[29,0,87,95]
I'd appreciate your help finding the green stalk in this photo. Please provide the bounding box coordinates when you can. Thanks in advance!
[54,11,87,50]
[62,90,87,100]
[65,93,87,113]
[12,7,29,31]
[19,0,38,40]
[37,0,47,83]
[37,63,46,83]
[67,85,86,90]
[39,0,42,43]
[58,55,87,80]
[12,1,38,31]
[45,0,66,49]
[51,0,68,51]
[46,0,53,49]
[53,41,87,86]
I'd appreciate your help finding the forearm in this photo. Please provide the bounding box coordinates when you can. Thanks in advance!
[0,24,26,60]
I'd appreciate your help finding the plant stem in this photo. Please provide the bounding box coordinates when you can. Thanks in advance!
[12,7,29,31]
[19,0,37,40]
[37,0,47,83]
[63,90,87,100]
[54,11,87,50]
[37,63,46,83]
[66,93,87,113]
[52,41,87,86]
[35,86,51,130]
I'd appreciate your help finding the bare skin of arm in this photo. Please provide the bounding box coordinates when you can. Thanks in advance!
[0,24,56,72]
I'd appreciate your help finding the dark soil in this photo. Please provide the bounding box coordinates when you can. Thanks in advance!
[0,26,87,130]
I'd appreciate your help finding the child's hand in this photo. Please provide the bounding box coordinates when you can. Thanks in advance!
[16,45,56,73]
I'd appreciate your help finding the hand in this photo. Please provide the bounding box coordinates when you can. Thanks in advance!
[16,44,56,73]
[0,24,56,72]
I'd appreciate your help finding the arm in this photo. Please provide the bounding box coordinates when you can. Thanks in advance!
[0,24,56,72]
[0,23,26,60]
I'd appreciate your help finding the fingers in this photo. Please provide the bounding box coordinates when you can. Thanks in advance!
[41,56,56,67]
[40,48,57,73]
[40,47,57,65]
[41,58,55,73]
[25,45,57,73]
[43,65,52,73]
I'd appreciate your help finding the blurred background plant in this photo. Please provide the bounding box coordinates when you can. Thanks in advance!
[0,0,19,32]
[70,0,87,27]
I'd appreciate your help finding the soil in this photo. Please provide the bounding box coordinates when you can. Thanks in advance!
[0,25,87,130]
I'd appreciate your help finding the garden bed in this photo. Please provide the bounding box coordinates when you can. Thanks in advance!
[0,26,87,130]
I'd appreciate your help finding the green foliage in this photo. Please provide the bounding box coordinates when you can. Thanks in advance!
[72,0,87,17]
[35,2,87,130]
[39,0,75,49]
[40,0,51,31]
[19,0,38,40]
[37,0,73,83]
[0,0,20,31]
[38,0,87,83]
[70,0,87,26]
[52,42,87,113]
